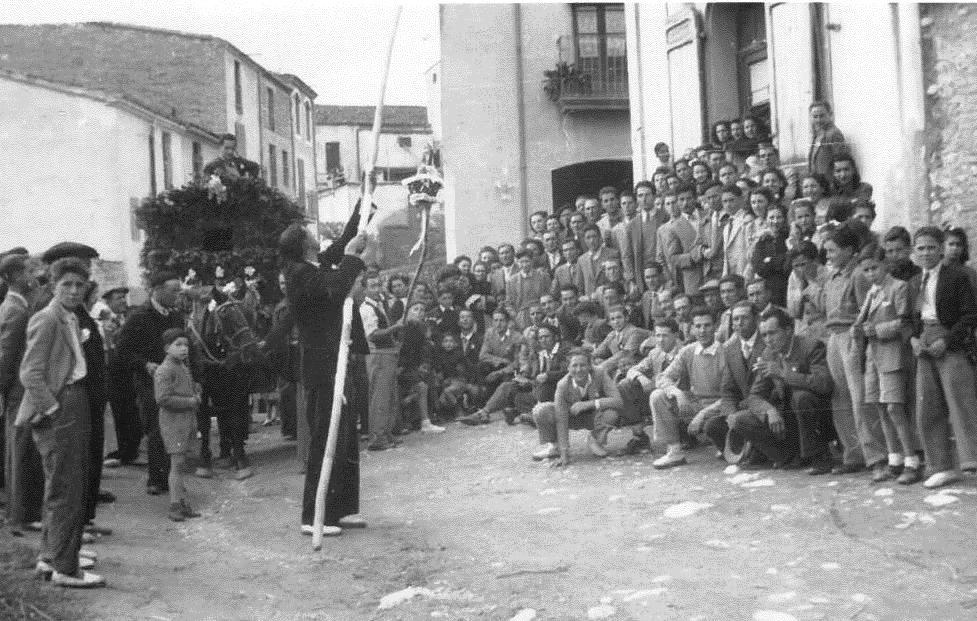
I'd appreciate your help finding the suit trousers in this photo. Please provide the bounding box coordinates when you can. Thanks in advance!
[134,374,170,489]
[826,330,886,466]
[32,384,90,575]
[616,379,651,428]
[85,390,106,522]
[649,389,719,446]
[206,365,252,462]
[366,351,399,446]
[278,378,297,439]
[106,371,142,462]
[4,389,44,526]
[532,401,619,445]
[916,350,977,473]
[301,379,360,526]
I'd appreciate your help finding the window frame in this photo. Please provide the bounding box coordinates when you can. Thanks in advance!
[268,144,277,187]
[266,87,275,131]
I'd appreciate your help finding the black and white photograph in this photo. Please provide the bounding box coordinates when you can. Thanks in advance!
[2,0,977,619]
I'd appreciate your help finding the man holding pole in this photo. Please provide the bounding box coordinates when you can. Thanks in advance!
[280,207,370,537]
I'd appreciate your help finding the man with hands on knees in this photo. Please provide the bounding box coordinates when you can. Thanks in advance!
[531,349,622,467]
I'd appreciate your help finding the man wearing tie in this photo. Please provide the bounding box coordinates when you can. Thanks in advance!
[624,181,669,294]
[541,231,564,276]
[664,185,705,296]
[728,307,834,473]
[688,301,765,459]
[576,225,620,299]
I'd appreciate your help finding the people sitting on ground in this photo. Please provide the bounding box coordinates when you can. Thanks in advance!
[531,348,623,466]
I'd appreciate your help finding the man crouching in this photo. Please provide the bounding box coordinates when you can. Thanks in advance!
[531,349,622,466]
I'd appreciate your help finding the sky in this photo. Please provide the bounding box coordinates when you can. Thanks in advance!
[0,0,440,106]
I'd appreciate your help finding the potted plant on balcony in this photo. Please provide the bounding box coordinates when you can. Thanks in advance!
[542,62,592,101]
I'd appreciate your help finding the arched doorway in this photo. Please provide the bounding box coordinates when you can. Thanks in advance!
[551,159,633,212]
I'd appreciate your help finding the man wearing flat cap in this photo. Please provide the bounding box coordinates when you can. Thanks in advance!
[38,242,113,530]
[117,271,186,495]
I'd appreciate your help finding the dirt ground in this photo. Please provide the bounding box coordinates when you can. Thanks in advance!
[4,414,977,621]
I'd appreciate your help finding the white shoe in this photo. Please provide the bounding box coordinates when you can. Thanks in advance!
[653,449,688,469]
[532,443,558,461]
[102,458,121,468]
[587,434,609,458]
[51,569,106,588]
[338,515,367,529]
[923,470,962,489]
[421,421,445,433]
[300,524,343,537]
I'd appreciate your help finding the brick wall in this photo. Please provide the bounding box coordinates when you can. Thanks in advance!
[921,4,977,236]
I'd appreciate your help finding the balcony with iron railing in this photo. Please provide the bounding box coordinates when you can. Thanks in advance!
[543,34,629,113]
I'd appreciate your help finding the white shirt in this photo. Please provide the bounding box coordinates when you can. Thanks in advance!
[151,297,170,317]
[571,374,592,398]
[694,340,721,357]
[547,251,562,269]
[740,330,758,361]
[920,264,941,322]
[64,309,88,384]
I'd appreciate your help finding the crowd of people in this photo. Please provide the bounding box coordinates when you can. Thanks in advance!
[353,101,977,491]
[2,100,977,590]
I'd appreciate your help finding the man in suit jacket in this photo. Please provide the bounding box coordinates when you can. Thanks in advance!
[551,239,581,299]
[489,244,518,301]
[699,181,727,280]
[117,271,187,495]
[593,305,648,379]
[577,225,620,299]
[531,348,623,465]
[506,250,551,329]
[910,227,977,489]
[685,301,766,457]
[807,102,850,179]
[728,306,834,473]
[618,317,682,453]
[0,254,44,532]
[17,258,104,586]
[281,208,369,533]
[664,185,705,296]
[457,309,483,371]
[722,185,758,277]
[623,182,668,294]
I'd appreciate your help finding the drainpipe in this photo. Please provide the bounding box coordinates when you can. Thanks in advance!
[626,3,647,181]
[895,3,928,221]
[514,4,530,233]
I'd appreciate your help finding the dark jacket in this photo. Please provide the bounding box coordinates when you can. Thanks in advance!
[117,302,186,388]
[911,263,977,351]
[0,291,30,402]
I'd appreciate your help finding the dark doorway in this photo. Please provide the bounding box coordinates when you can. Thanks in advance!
[551,159,633,213]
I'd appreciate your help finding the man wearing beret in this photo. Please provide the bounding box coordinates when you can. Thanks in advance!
[117,270,186,495]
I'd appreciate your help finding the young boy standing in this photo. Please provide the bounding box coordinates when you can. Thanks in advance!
[154,329,202,522]
[853,245,920,484]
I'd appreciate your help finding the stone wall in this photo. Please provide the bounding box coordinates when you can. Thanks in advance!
[921,4,977,234]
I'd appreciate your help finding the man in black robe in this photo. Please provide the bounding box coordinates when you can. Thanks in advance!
[281,204,369,536]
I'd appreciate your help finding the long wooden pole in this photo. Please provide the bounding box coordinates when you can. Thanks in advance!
[313,5,402,551]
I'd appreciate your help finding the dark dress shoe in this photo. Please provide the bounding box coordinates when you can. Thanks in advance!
[831,462,865,475]
[96,490,116,504]
[625,433,652,455]
[807,455,833,475]
[871,462,893,483]
[897,466,923,485]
